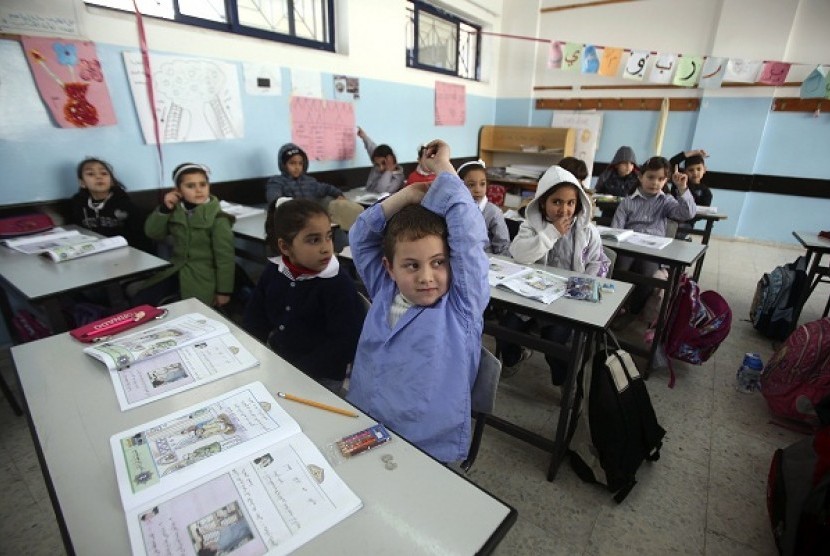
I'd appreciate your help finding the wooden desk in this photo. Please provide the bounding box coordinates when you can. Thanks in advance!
[11,298,516,555]
[601,237,707,374]
[0,227,170,334]
[484,258,632,481]
[792,231,830,322]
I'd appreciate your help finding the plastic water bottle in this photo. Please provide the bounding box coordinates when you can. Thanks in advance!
[736,353,764,393]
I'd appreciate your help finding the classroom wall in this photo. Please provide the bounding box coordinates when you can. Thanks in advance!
[493,0,830,245]
[0,0,505,205]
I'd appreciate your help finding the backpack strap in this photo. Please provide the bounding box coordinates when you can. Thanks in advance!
[610,350,664,462]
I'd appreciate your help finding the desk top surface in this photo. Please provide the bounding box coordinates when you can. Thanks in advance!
[0,227,169,300]
[232,211,267,241]
[12,298,515,555]
[601,236,707,266]
[793,230,830,252]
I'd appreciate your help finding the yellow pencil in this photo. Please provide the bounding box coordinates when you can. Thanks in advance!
[277,392,359,418]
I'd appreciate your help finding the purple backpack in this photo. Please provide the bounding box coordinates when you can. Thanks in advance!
[761,318,830,426]
[663,275,732,387]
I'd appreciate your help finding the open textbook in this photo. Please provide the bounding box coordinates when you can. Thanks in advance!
[84,313,259,410]
[596,226,672,250]
[1,227,98,254]
[220,200,265,219]
[41,235,128,261]
[488,257,566,304]
[111,382,362,556]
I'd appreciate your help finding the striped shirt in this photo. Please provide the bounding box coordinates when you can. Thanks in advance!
[611,188,696,237]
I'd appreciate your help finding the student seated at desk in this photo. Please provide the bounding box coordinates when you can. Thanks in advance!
[500,166,610,383]
[611,156,696,325]
[243,198,365,393]
[70,157,151,253]
[134,163,235,308]
[457,159,509,255]
[670,148,712,239]
[346,140,490,463]
[357,126,405,194]
[594,146,639,219]
[404,143,436,186]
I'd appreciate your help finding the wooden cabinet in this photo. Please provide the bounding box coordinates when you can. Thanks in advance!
[478,125,575,178]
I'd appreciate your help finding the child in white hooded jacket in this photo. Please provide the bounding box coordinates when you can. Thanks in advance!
[499,166,610,383]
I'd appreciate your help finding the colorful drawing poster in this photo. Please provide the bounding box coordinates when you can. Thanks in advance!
[290,96,356,160]
[434,81,465,126]
[582,45,599,74]
[598,47,623,77]
[21,36,116,128]
[623,50,649,81]
[723,58,762,83]
[547,41,563,69]
[757,62,791,86]
[673,56,703,87]
[649,53,676,84]
[123,51,244,144]
[699,57,726,88]
[561,42,582,73]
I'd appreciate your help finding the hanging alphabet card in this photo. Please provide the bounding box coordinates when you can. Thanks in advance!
[673,55,703,87]
[649,53,676,84]
[623,50,650,81]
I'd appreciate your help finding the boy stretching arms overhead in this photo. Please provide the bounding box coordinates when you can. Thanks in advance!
[347,140,490,463]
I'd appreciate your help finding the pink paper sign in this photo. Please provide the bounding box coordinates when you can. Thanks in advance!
[290,97,356,161]
[758,62,791,86]
[435,81,466,126]
[21,35,116,128]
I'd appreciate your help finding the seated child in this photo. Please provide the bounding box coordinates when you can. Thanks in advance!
[404,144,436,186]
[595,146,639,219]
[243,198,365,393]
[611,156,695,319]
[266,143,346,204]
[136,163,235,308]
[670,149,712,239]
[500,166,610,382]
[457,160,509,255]
[70,157,151,252]
[346,140,490,463]
[357,127,405,194]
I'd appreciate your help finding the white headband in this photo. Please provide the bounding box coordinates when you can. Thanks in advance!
[274,196,293,208]
[172,163,210,184]
[456,159,486,174]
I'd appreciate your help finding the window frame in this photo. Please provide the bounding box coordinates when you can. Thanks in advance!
[407,1,481,81]
[85,0,336,52]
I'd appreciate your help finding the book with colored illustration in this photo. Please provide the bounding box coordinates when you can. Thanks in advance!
[83,313,259,410]
[488,257,567,304]
[110,382,362,556]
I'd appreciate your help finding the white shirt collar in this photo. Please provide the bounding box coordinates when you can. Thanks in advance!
[268,255,340,280]
[476,197,487,211]
[631,187,664,200]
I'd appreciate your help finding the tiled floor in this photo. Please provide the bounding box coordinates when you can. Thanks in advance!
[1,236,828,555]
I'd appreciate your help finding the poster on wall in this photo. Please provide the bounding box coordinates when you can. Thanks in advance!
[291,68,323,98]
[123,51,244,144]
[21,36,116,128]
[0,0,80,37]
[435,81,465,126]
[333,75,360,100]
[290,96,355,161]
[551,111,603,186]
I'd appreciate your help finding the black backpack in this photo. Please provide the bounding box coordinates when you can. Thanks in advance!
[767,395,830,555]
[569,336,666,503]
[750,256,808,341]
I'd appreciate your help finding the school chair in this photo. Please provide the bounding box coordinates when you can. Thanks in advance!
[603,246,617,278]
[461,346,502,472]
[341,292,373,396]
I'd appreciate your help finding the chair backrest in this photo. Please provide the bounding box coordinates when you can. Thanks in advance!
[603,246,617,279]
[665,219,679,239]
[471,347,501,414]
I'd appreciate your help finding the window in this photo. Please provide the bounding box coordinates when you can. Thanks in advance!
[406,1,480,80]
[85,0,335,51]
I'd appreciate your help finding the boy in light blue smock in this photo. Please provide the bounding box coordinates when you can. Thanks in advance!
[346,140,490,463]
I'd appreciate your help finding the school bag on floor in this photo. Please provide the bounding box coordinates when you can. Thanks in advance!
[569,336,666,503]
[662,274,732,388]
[767,395,830,556]
[751,256,808,341]
[760,317,830,426]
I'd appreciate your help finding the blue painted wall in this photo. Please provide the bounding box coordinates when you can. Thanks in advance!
[0,40,496,205]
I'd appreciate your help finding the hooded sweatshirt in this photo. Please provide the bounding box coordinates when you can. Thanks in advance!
[510,166,610,277]
[265,143,344,204]
[595,145,639,197]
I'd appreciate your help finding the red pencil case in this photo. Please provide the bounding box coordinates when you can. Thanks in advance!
[69,305,167,343]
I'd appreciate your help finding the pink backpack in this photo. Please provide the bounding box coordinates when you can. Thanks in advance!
[761,318,830,426]
[663,275,732,387]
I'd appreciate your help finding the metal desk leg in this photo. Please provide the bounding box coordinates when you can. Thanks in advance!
[547,329,591,481]
[692,220,715,282]
[644,265,681,377]
[792,248,821,331]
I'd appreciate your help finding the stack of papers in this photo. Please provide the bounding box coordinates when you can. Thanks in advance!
[505,164,549,180]
[596,226,672,250]
[695,206,719,215]
[488,258,566,304]
[219,201,265,219]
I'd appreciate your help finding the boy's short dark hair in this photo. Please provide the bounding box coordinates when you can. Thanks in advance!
[557,157,588,183]
[372,144,396,162]
[382,205,447,262]
[684,155,706,168]
[640,156,671,175]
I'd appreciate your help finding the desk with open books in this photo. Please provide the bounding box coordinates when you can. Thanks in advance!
[600,233,707,374]
[0,226,170,335]
[11,298,516,555]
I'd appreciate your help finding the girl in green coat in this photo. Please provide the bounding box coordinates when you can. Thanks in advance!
[136,163,236,307]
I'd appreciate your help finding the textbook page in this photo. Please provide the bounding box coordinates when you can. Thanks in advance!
[113,383,363,556]
[595,225,634,242]
[219,201,265,219]
[41,235,127,262]
[496,268,567,304]
[1,228,92,254]
[625,232,672,250]
[487,257,529,287]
